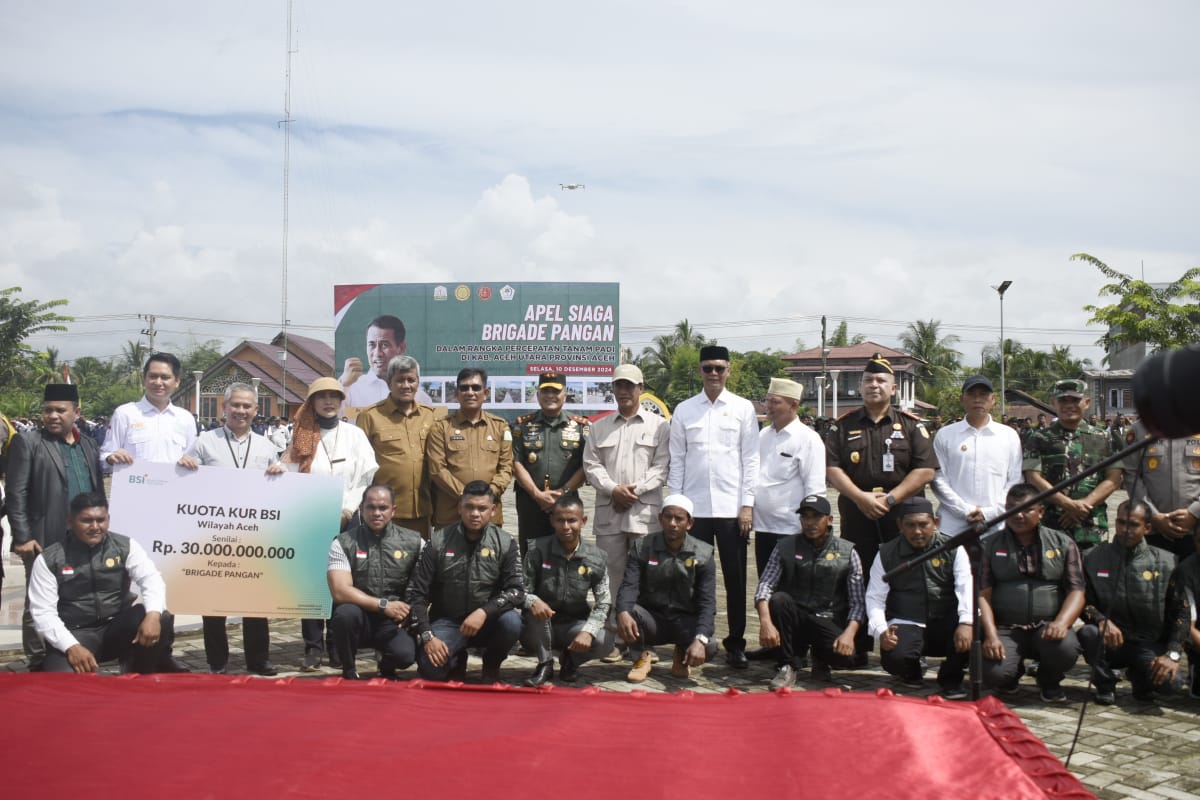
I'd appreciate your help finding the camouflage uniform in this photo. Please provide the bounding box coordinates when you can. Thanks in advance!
[511,411,589,552]
[1023,421,1113,548]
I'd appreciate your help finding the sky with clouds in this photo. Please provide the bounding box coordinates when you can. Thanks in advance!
[2,1,1197,372]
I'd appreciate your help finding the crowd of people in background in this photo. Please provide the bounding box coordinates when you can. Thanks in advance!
[1,347,1197,711]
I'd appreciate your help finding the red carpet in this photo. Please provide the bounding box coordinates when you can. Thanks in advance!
[0,674,1091,799]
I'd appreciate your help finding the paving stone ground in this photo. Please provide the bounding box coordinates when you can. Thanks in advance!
[3,485,1197,798]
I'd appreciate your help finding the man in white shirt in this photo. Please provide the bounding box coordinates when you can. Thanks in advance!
[101,352,197,466]
[339,315,433,408]
[752,377,826,576]
[29,492,178,674]
[865,497,972,698]
[930,375,1023,536]
[667,344,759,668]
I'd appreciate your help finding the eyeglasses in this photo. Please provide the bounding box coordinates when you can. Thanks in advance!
[457,384,485,393]
[701,364,727,374]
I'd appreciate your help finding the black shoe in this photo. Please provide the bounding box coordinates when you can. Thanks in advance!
[525,661,554,687]
[301,647,321,672]
[811,661,833,683]
[209,663,227,675]
[900,674,925,688]
[328,649,343,670]
[1039,684,1067,703]
[940,684,968,700]
[1131,688,1156,703]
[558,652,579,683]
[481,665,502,684]
[745,646,781,662]
[157,656,192,674]
[725,648,749,669]
[342,669,363,681]
[1092,688,1115,706]
[248,661,278,676]
[449,660,468,683]
[852,653,869,669]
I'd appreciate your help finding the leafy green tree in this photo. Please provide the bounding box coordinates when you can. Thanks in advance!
[639,319,709,398]
[729,350,787,402]
[178,339,225,375]
[0,287,71,384]
[1072,253,1200,359]
[900,319,962,399]
[828,320,866,347]
[120,339,151,385]
[664,345,701,410]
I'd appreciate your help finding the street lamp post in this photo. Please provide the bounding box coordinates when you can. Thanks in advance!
[992,280,1013,418]
[830,369,841,418]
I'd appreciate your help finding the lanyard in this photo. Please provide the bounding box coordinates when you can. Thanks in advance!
[320,424,345,467]
[223,429,251,469]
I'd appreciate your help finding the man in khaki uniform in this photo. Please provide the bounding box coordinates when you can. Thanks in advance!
[356,355,444,537]
[425,367,514,530]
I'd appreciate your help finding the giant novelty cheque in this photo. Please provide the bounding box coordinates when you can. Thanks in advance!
[109,462,341,618]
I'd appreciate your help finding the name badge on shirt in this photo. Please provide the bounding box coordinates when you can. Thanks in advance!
[882,453,895,472]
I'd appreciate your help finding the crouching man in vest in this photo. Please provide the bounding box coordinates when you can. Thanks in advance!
[409,481,525,684]
[978,483,1085,702]
[754,494,865,690]
[865,497,972,699]
[328,485,424,680]
[28,492,177,674]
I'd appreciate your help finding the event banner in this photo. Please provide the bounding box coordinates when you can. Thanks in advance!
[108,462,341,618]
[334,282,620,415]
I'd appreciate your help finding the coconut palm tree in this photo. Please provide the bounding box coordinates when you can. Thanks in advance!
[900,319,962,399]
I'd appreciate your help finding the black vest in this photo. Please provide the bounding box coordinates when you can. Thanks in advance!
[42,533,133,630]
[337,523,423,599]
[631,532,714,618]
[776,534,857,624]
[986,526,1073,626]
[878,532,957,623]
[1084,540,1177,642]
[429,523,515,622]
[525,536,608,621]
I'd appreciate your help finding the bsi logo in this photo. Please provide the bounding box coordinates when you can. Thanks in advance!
[128,474,150,484]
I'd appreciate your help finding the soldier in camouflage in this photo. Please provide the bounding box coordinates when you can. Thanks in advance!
[1023,379,1122,551]
[511,372,590,555]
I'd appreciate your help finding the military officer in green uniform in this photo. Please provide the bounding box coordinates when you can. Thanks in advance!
[1122,420,1200,561]
[511,372,590,555]
[1023,379,1121,551]
[825,354,937,660]
[1078,499,1188,704]
[521,494,613,686]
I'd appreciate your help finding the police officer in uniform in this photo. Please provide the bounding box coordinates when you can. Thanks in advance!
[521,494,613,686]
[1079,499,1187,704]
[1123,421,1200,561]
[327,485,424,680]
[511,372,589,555]
[825,354,937,661]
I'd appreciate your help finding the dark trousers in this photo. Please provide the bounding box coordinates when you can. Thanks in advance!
[626,605,719,661]
[43,607,176,674]
[202,616,270,670]
[330,603,416,674]
[520,611,614,665]
[301,617,335,654]
[754,531,788,578]
[768,591,855,670]
[21,553,44,669]
[691,517,747,651]
[879,619,968,687]
[982,624,1081,690]
[515,491,556,556]
[838,500,900,654]
[1079,625,1181,697]
[416,609,522,681]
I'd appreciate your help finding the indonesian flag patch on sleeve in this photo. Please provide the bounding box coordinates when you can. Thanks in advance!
[61,566,75,576]
[648,558,659,566]
[995,550,1008,557]
[356,550,367,559]
[1096,569,1110,578]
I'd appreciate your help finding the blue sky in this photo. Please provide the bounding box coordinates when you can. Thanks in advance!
[2,1,1197,368]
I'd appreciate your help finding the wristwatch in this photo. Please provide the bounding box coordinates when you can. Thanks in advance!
[377,598,389,611]
[885,494,897,508]
[1167,650,1182,662]
[694,634,709,645]
[419,631,434,645]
